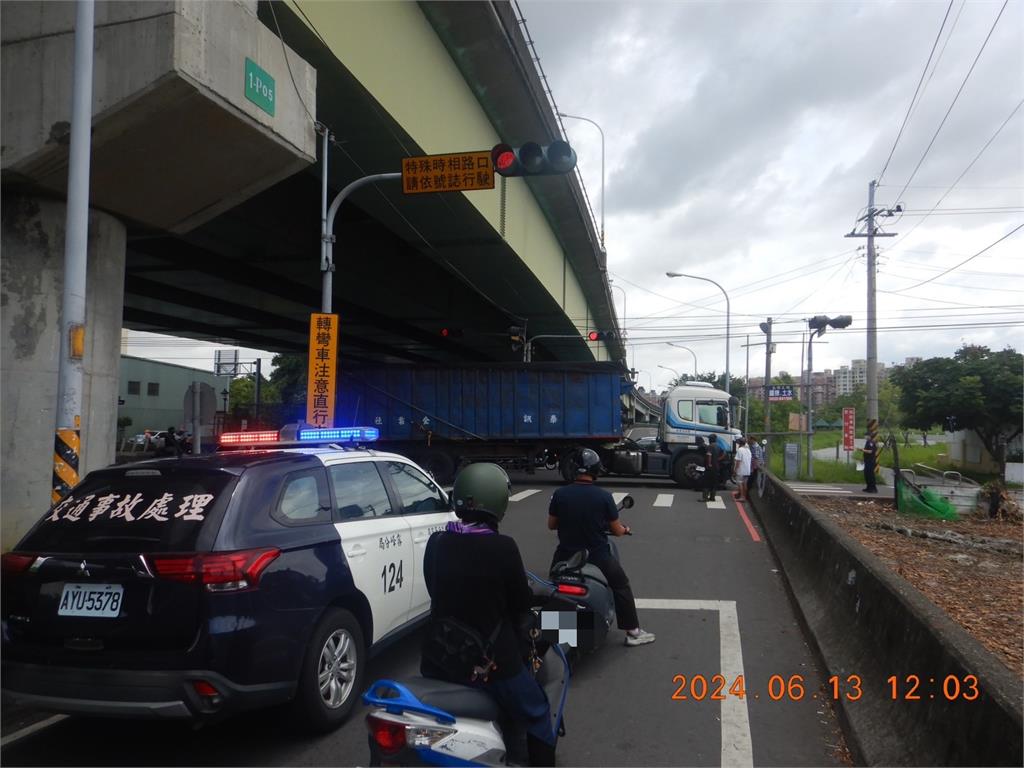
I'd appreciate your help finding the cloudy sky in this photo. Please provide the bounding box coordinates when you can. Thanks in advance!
[131,0,1022,391]
[521,0,1023,390]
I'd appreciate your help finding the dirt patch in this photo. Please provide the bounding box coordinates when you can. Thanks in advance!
[813,496,1023,679]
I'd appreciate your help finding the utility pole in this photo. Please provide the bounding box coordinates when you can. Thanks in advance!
[759,318,773,432]
[845,180,897,423]
[53,0,95,504]
[744,334,750,434]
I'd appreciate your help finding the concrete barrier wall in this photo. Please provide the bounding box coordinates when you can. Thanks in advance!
[751,473,1022,766]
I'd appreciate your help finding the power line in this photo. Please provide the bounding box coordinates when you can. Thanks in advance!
[877,0,954,184]
[268,1,316,126]
[887,222,1024,292]
[893,0,1011,204]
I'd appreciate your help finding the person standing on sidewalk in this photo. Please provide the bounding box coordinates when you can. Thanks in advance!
[861,431,878,493]
[747,436,764,494]
[732,438,752,501]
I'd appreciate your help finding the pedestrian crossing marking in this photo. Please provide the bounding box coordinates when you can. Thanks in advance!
[653,493,674,508]
[509,489,542,502]
[706,497,726,509]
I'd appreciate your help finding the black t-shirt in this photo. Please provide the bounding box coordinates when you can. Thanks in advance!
[549,479,619,556]
[863,438,878,464]
[422,530,532,680]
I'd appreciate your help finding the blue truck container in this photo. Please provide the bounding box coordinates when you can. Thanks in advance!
[335,362,629,482]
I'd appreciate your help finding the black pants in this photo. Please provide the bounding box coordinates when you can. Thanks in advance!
[555,547,640,630]
[703,464,717,500]
[863,460,877,491]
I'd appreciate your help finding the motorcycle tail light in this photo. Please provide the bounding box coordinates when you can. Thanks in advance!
[556,583,588,596]
[366,714,406,755]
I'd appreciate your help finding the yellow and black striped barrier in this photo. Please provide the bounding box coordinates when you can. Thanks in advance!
[867,418,882,476]
[53,428,80,504]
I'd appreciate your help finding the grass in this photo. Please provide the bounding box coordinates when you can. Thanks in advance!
[766,447,871,484]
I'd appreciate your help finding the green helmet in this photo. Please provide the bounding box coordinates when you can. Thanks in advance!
[452,463,511,522]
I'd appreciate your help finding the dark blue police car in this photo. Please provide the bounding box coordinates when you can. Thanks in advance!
[1,427,454,732]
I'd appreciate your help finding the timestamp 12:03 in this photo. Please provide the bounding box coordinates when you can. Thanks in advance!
[670,674,981,702]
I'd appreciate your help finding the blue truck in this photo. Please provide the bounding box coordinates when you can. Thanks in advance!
[335,363,740,488]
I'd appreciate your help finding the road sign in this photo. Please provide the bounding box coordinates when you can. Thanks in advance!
[307,313,338,428]
[767,385,794,402]
[401,152,494,195]
[843,407,856,451]
[244,58,275,116]
[183,382,217,425]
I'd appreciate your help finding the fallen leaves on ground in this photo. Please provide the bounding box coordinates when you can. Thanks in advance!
[813,497,1023,679]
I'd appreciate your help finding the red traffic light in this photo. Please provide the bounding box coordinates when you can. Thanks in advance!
[440,328,464,339]
[588,331,601,341]
[491,141,577,177]
[492,143,518,175]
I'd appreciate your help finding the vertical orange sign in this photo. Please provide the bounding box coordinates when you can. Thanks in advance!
[307,313,338,428]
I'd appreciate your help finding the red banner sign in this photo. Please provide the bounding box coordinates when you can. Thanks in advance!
[842,407,856,451]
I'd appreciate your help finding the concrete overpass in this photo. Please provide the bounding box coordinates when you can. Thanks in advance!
[1,0,625,545]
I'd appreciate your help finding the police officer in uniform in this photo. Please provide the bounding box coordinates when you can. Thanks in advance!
[861,430,878,493]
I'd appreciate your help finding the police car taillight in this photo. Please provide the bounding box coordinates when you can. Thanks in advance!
[297,427,380,442]
[219,430,279,446]
[151,548,280,591]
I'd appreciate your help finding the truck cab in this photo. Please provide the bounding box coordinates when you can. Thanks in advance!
[645,382,741,487]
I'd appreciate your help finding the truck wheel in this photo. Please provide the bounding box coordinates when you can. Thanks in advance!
[559,450,581,483]
[422,451,456,485]
[672,454,703,489]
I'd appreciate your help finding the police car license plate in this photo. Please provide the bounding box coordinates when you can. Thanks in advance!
[57,583,124,618]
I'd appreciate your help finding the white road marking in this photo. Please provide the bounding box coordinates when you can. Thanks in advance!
[706,497,726,509]
[509,489,542,502]
[635,599,753,768]
[0,715,68,748]
[653,493,674,508]
[789,486,852,495]
[612,492,629,505]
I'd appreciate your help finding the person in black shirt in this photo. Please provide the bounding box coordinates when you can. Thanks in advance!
[547,449,655,647]
[422,463,556,766]
[861,432,879,493]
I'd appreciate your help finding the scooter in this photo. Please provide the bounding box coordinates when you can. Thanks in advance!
[542,495,634,656]
[363,576,570,766]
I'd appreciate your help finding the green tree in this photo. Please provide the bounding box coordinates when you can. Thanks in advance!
[270,353,308,406]
[891,345,1023,473]
[228,372,279,412]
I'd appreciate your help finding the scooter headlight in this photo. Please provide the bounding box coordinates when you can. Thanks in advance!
[407,724,456,747]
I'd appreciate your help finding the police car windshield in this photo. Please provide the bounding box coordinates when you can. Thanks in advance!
[21,468,237,553]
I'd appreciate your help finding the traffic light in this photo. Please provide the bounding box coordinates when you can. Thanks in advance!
[586,330,616,342]
[440,327,464,339]
[491,140,577,177]
[509,326,525,352]
[808,315,853,337]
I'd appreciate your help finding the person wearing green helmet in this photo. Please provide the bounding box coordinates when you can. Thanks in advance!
[421,463,556,766]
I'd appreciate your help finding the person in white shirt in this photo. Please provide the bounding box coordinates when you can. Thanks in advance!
[732,438,752,501]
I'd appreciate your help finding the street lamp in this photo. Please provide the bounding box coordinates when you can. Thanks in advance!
[666,272,730,394]
[658,364,680,384]
[805,315,853,479]
[558,112,605,249]
[221,388,229,412]
[608,280,627,339]
[666,343,698,377]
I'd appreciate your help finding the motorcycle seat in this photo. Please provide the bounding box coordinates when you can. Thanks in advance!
[401,676,503,722]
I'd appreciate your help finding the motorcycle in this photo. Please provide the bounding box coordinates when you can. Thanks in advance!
[362,495,635,766]
[542,495,634,656]
[363,575,570,766]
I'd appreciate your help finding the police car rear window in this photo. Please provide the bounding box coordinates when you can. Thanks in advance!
[21,468,237,553]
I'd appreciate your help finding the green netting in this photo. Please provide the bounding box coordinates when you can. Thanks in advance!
[896,478,959,520]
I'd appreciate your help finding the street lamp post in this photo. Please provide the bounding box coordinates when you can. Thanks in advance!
[666,272,730,394]
[658,364,680,385]
[805,315,853,479]
[558,112,605,249]
[666,343,698,377]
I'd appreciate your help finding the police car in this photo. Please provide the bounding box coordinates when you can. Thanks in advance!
[1,426,455,732]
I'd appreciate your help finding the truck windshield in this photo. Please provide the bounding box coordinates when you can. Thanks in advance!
[696,400,728,428]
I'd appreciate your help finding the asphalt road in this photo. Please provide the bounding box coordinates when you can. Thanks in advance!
[2,471,847,767]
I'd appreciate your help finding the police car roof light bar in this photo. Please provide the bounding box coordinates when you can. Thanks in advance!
[219,430,280,445]
[297,427,380,443]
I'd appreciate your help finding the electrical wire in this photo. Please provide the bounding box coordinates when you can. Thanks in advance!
[907,0,967,125]
[892,0,1011,204]
[268,1,316,126]
[888,222,1024,292]
[877,0,954,185]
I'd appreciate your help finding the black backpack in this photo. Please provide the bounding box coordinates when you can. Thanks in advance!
[422,616,502,683]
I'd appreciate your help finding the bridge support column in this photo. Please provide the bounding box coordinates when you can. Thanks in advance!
[1,195,126,548]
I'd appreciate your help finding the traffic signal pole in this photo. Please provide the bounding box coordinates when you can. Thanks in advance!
[53,0,95,504]
[322,173,402,313]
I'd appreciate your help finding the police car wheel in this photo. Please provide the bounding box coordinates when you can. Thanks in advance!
[293,608,366,732]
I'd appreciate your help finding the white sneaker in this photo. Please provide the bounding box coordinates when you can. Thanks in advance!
[625,629,656,646]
